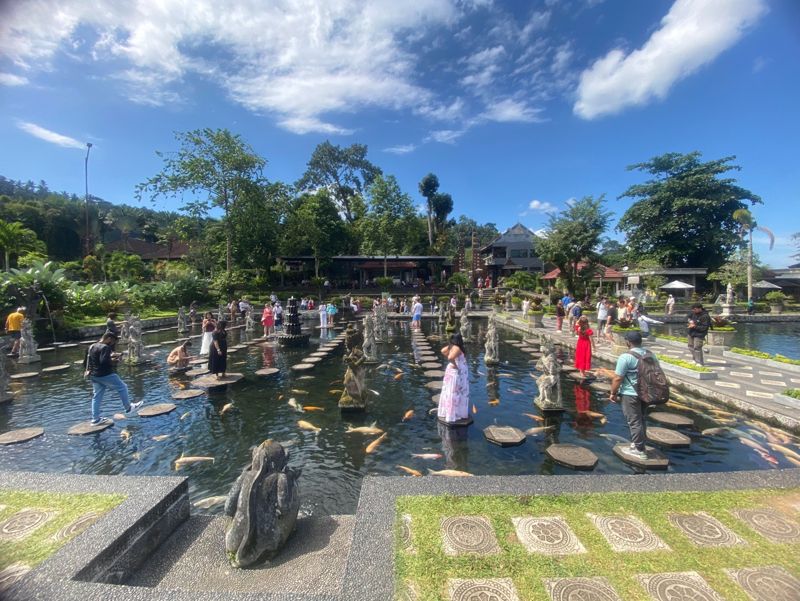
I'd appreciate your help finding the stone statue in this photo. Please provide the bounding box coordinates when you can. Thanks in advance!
[377,304,389,341]
[438,301,446,324]
[217,305,226,322]
[245,309,255,332]
[0,340,12,402]
[445,304,457,333]
[522,299,530,319]
[726,283,734,305]
[505,290,513,311]
[484,310,499,366]
[123,314,146,365]
[177,307,187,333]
[119,312,131,347]
[339,324,367,411]
[534,340,563,412]
[224,440,300,568]
[362,314,378,363]
[17,318,40,364]
[459,307,471,341]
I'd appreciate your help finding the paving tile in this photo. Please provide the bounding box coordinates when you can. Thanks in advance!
[725,565,800,601]
[637,572,724,601]
[0,562,31,596]
[441,516,501,555]
[668,512,747,547]
[0,508,57,541]
[705,359,728,365]
[714,381,741,389]
[448,578,520,601]
[732,508,800,543]
[511,516,586,555]
[759,371,784,377]
[400,514,415,554]
[588,514,669,552]
[746,390,774,399]
[545,577,622,601]
[52,511,101,542]
[397,580,419,601]
[729,371,754,378]
[760,380,787,387]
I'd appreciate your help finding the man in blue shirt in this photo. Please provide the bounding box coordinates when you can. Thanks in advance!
[609,331,651,460]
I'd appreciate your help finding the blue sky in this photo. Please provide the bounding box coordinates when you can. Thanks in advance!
[1,0,798,267]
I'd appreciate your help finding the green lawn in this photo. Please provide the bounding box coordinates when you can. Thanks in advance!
[62,309,178,329]
[396,489,800,600]
[0,490,124,572]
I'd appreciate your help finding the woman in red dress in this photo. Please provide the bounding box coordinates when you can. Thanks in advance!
[574,315,594,378]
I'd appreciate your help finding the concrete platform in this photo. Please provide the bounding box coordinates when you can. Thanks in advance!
[127,514,354,595]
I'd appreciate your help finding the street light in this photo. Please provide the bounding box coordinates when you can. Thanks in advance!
[84,142,93,257]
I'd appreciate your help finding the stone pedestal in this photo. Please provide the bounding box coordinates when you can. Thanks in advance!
[719,303,736,317]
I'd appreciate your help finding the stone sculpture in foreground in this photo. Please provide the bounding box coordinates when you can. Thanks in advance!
[224,439,301,568]
[484,310,499,366]
[338,323,367,411]
[534,340,563,411]
[17,318,40,364]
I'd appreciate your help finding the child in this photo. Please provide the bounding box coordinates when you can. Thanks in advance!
[574,315,594,379]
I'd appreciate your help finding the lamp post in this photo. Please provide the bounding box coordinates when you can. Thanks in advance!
[84,142,93,256]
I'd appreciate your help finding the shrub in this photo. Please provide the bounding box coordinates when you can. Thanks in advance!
[511,296,522,307]
[656,354,713,372]
[729,347,800,366]
[783,388,800,400]
[764,291,788,304]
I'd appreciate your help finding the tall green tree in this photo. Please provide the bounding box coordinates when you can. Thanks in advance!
[732,208,774,301]
[228,181,290,272]
[708,248,763,290]
[136,128,266,275]
[537,196,610,295]
[281,191,349,277]
[618,152,760,272]
[296,141,381,224]
[418,173,439,247]
[0,220,46,271]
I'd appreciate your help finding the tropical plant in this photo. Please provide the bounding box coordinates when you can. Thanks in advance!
[503,271,539,291]
[270,258,291,287]
[764,291,788,305]
[0,220,46,271]
[374,276,394,291]
[3,260,69,317]
[733,208,774,302]
[446,272,469,293]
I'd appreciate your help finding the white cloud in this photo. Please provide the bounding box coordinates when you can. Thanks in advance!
[528,199,557,213]
[533,227,549,238]
[383,144,417,155]
[565,197,577,207]
[520,11,551,41]
[0,72,29,86]
[427,129,467,144]
[483,98,544,123]
[17,121,86,149]
[752,56,769,73]
[574,0,766,119]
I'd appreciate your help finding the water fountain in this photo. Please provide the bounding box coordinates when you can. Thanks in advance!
[277,297,309,347]
[17,318,40,364]
[245,309,255,333]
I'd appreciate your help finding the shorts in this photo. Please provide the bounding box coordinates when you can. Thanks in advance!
[9,331,21,340]
[412,314,421,322]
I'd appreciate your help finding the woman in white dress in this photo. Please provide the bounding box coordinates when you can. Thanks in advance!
[200,312,215,356]
[437,333,470,423]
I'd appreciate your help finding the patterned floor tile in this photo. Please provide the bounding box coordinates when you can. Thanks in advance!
[448,578,520,601]
[545,577,622,601]
[725,565,800,601]
[729,371,754,378]
[759,371,783,377]
[746,391,774,399]
[397,580,419,601]
[732,508,800,543]
[715,381,741,389]
[441,516,501,555]
[588,514,670,552]
[511,516,586,555]
[638,572,724,601]
[0,508,57,541]
[52,511,101,542]
[668,512,747,547]
[760,380,787,387]
[0,562,31,595]
[400,514,415,554]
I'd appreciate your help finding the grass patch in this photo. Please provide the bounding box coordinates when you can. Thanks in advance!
[0,490,124,571]
[654,333,689,343]
[62,309,178,329]
[396,489,800,600]
[730,348,800,366]
[656,354,713,372]
[783,388,800,400]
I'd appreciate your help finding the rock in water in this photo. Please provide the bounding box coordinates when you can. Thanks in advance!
[224,440,301,568]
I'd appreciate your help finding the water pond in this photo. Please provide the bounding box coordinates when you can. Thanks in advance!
[654,321,800,359]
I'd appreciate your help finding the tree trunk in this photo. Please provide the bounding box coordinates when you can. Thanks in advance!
[315,256,320,278]
[426,202,434,247]
[384,254,388,277]
[747,230,753,302]
[3,251,8,272]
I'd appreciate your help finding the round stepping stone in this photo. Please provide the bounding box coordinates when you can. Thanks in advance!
[441,516,501,555]
[138,402,177,417]
[637,572,723,601]
[648,412,694,427]
[438,416,473,427]
[68,420,113,435]
[186,367,209,377]
[431,394,440,405]
[171,389,205,400]
[304,356,323,364]
[10,372,38,380]
[189,358,206,365]
[42,364,70,373]
[192,373,244,388]
[560,365,577,373]
[589,380,611,393]
[425,380,444,390]
[546,444,598,470]
[545,578,622,601]
[255,367,279,377]
[484,425,526,447]
[727,566,800,601]
[144,344,160,349]
[647,427,691,448]
[79,340,95,345]
[732,508,800,544]
[424,370,446,378]
[612,444,669,470]
[309,352,328,358]
[227,347,242,354]
[290,362,315,372]
[37,347,55,352]
[0,427,44,445]
[420,362,441,369]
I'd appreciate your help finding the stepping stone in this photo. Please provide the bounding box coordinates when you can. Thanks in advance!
[588,514,669,552]
[227,347,242,354]
[648,411,694,427]
[421,362,442,369]
[0,427,44,446]
[186,367,209,377]
[68,420,113,435]
[52,511,101,542]
[589,381,612,393]
[431,394,440,405]
[0,509,57,541]
[79,340,95,345]
[612,444,669,470]
[725,566,800,601]
[59,343,78,349]
[731,508,800,544]
[546,444,598,471]
[637,572,723,601]
[291,363,315,372]
[668,512,747,547]
[424,370,446,378]
[440,516,501,555]
[37,347,55,352]
[255,367,279,377]
[484,425,526,447]
[425,380,444,390]
[309,352,328,358]
[193,373,244,388]
[144,344,160,349]
[304,356,323,364]
[171,389,205,400]
[511,516,586,555]
[10,372,38,380]
[438,417,473,428]
[0,562,31,595]
[448,578,519,601]
[560,365,577,373]
[545,577,622,601]
[400,514,415,554]
[138,403,177,417]
[647,427,691,448]
[189,358,206,365]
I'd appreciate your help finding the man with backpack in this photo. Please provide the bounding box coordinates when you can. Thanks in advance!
[608,331,669,460]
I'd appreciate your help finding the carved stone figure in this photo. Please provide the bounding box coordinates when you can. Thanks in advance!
[245,309,255,332]
[522,299,530,319]
[534,341,563,411]
[362,314,378,363]
[17,318,40,364]
[217,305,226,322]
[484,310,499,366]
[459,307,471,341]
[124,314,146,365]
[224,440,301,568]
[438,301,447,324]
[119,312,131,347]
[505,290,513,311]
[445,304,457,333]
[376,304,389,341]
[0,340,12,402]
[177,307,187,333]
[726,282,734,305]
[339,324,367,411]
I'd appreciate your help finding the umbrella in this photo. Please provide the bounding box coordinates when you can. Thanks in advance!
[752,280,781,289]
[660,280,695,290]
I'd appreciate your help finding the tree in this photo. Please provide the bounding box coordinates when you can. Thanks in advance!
[733,208,774,301]
[618,152,760,273]
[708,248,763,290]
[296,141,381,224]
[598,239,627,268]
[418,173,439,247]
[136,128,266,275]
[503,271,538,291]
[228,181,290,272]
[103,205,142,251]
[447,272,469,293]
[270,258,291,287]
[0,220,46,271]
[537,196,610,295]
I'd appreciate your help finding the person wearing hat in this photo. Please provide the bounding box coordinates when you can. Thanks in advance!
[84,331,142,425]
[608,331,652,461]
[4,307,25,356]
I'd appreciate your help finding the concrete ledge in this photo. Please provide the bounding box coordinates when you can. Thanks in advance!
[723,350,800,374]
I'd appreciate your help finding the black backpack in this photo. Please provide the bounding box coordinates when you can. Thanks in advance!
[625,349,669,405]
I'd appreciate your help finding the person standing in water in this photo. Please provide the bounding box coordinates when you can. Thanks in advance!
[436,333,470,424]
[208,321,228,379]
[200,312,216,356]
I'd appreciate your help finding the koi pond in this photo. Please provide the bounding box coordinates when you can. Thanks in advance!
[1,318,798,516]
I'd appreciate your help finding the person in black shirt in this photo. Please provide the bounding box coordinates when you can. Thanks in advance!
[687,303,712,365]
[105,313,119,338]
[85,331,142,425]
[208,321,228,379]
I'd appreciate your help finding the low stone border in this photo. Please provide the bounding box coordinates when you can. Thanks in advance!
[659,361,717,380]
[723,350,800,375]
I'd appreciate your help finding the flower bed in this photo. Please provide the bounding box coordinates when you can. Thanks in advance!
[724,348,800,374]
[656,354,717,380]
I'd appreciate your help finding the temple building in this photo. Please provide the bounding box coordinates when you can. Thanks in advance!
[478,223,544,283]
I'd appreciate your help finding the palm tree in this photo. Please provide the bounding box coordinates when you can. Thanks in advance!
[733,208,774,302]
[104,206,141,251]
[0,220,45,271]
